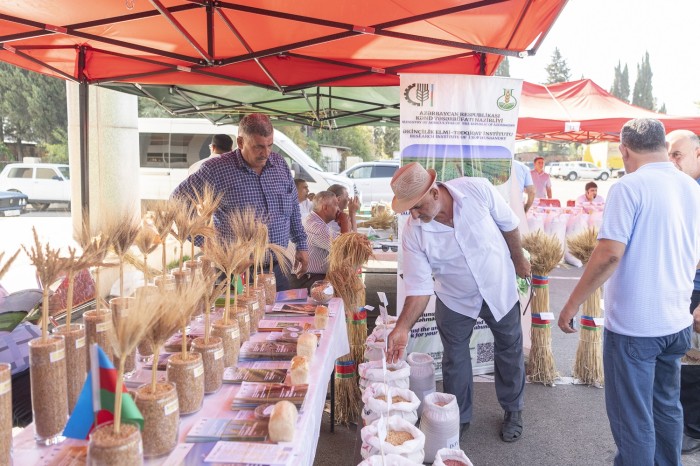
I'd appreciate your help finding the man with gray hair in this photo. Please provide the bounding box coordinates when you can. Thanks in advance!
[290,190,348,291]
[667,129,700,455]
[172,113,309,291]
[328,184,360,233]
[559,119,700,464]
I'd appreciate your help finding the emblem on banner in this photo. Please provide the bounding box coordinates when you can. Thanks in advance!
[497,89,517,111]
[404,83,434,107]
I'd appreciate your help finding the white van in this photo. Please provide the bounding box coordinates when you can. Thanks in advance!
[138,118,349,202]
[0,162,71,210]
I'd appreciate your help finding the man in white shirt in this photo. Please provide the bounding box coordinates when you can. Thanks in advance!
[530,156,552,199]
[188,134,234,174]
[575,181,605,206]
[290,191,347,291]
[386,162,530,443]
[559,119,700,465]
[666,129,700,455]
[295,178,313,219]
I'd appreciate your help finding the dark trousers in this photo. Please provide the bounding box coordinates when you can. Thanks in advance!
[683,290,700,439]
[289,273,326,292]
[434,298,525,423]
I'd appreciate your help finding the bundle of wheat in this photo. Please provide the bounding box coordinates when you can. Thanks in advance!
[522,230,563,386]
[150,200,177,279]
[106,212,141,298]
[327,232,374,424]
[23,228,64,340]
[134,221,161,285]
[567,227,604,387]
[358,210,396,230]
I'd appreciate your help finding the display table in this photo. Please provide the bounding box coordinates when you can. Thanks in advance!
[11,298,349,465]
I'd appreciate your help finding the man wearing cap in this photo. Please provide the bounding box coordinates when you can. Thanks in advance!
[386,162,530,443]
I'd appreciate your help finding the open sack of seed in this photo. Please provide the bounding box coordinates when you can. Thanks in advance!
[375,315,399,327]
[359,360,411,393]
[432,448,474,466]
[361,415,425,463]
[365,327,402,362]
[420,392,461,463]
[357,454,420,465]
[361,383,420,426]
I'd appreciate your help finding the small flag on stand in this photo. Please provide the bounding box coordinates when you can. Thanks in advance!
[63,344,143,439]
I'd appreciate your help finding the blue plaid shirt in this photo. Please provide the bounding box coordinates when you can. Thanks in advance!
[172,149,308,254]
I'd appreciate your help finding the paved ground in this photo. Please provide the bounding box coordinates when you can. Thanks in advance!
[315,263,700,466]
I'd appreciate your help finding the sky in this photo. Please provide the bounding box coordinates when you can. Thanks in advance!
[508,0,700,116]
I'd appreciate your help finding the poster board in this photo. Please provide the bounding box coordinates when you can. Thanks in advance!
[398,74,523,378]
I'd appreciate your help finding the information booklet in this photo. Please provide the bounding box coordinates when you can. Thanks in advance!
[270,302,317,316]
[232,382,308,409]
[239,341,297,360]
[275,288,308,303]
[185,418,269,443]
[223,366,289,384]
[143,352,172,371]
[257,319,307,332]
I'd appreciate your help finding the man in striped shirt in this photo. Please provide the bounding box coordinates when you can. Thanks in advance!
[172,114,308,291]
[291,191,348,291]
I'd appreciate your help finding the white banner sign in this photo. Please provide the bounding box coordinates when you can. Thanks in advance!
[398,74,523,378]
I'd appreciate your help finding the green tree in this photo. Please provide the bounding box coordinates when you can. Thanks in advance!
[0,64,34,160]
[610,61,631,103]
[313,126,376,162]
[544,47,571,84]
[632,51,655,110]
[658,103,667,114]
[495,57,510,77]
[384,127,399,157]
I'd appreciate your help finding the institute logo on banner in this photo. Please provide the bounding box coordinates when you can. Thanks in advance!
[404,83,434,107]
[496,88,517,111]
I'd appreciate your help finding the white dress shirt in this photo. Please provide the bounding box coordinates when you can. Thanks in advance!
[402,177,520,321]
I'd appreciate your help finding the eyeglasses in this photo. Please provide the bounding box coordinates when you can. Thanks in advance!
[381,245,398,252]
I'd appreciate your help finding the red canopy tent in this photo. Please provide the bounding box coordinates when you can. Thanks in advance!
[0,0,566,89]
[517,79,700,143]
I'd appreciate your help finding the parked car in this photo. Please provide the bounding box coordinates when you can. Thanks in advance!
[0,163,71,210]
[338,161,400,204]
[544,162,560,176]
[551,161,610,181]
[0,190,28,216]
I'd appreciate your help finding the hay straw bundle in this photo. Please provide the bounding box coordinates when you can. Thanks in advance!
[522,230,563,386]
[327,233,373,425]
[358,210,395,230]
[108,292,158,435]
[567,228,604,386]
[23,228,63,340]
[106,212,141,298]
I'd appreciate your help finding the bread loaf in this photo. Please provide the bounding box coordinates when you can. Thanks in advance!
[297,332,318,360]
[314,305,329,329]
[268,400,298,442]
[290,355,309,385]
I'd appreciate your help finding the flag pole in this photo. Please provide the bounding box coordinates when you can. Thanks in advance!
[90,343,101,429]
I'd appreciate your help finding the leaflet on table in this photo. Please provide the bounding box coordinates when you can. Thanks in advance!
[164,333,201,352]
[232,382,308,408]
[269,303,316,316]
[165,442,217,466]
[186,417,269,442]
[266,327,322,344]
[257,319,308,332]
[42,439,87,465]
[143,352,173,371]
[275,288,308,303]
[239,341,297,360]
[124,367,167,389]
[205,441,295,465]
[223,366,289,384]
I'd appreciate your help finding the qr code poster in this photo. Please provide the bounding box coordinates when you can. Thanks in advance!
[401,295,496,379]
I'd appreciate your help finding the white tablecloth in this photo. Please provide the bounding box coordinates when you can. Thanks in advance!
[12,298,349,465]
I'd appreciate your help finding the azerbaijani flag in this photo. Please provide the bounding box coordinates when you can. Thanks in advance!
[63,344,143,439]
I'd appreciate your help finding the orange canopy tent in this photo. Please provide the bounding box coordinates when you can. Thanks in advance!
[517,79,700,143]
[0,0,566,89]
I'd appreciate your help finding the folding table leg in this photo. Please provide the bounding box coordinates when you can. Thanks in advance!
[330,369,335,433]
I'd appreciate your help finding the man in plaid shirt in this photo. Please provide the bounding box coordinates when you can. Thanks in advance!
[172,114,308,290]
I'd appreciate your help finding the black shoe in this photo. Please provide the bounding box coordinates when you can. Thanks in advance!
[682,434,700,454]
[500,410,523,443]
[460,422,470,439]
